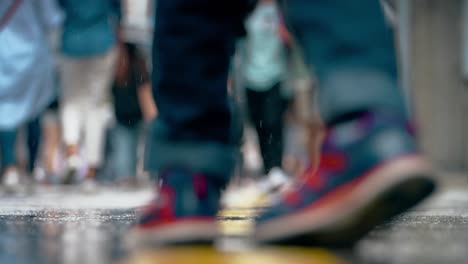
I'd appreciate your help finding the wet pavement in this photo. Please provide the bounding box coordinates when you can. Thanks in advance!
[0,187,150,264]
[356,179,468,264]
[0,176,466,264]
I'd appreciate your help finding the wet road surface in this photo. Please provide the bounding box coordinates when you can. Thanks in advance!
[0,187,149,264]
[0,177,466,264]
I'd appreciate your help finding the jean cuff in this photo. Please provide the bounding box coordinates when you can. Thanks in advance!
[144,136,238,180]
[319,68,406,123]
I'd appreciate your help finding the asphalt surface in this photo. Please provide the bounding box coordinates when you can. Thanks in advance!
[356,179,468,264]
[0,176,465,264]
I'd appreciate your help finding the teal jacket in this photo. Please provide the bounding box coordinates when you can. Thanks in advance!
[59,0,120,57]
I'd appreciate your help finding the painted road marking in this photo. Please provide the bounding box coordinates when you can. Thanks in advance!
[123,246,346,264]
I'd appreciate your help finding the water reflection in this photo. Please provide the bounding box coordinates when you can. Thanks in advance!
[0,187,356,264]
[0,208,136,264]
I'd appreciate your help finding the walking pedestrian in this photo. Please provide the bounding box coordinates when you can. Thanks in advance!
[0,0,62,191]
[111,42,155,186]
[58,0,120,190]
[130,0,435,245]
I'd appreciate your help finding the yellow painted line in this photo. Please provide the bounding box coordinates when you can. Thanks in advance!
[218,208,256,236]
[123,246,346,264]
[218,208,259,218]
[124,207,346,263]
[218,218,255,236]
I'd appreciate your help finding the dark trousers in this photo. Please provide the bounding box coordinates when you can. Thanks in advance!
[0,117,40,172]
[0,129,16,170]
[246,83,286,174]
[26,117,41,172]
[146,0,406,180]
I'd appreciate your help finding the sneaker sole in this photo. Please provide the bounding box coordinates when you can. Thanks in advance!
[127,219,218,248]
[63,169,77,185]
[256,154,436,246]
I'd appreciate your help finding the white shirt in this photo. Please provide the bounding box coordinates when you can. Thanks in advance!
[243,2,286,91]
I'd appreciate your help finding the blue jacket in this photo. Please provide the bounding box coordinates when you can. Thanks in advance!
[59,0,120,57]
[0,0,62,129]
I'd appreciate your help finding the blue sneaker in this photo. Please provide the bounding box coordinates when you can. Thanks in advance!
[129,169,223,245]
[256,112,436,245]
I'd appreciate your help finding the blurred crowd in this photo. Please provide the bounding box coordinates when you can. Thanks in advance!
[0,0,157,191]
[0,0,314,193]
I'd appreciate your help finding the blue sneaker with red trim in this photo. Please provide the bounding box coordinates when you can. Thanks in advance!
[129,169,222,246]
[256,112,436,246]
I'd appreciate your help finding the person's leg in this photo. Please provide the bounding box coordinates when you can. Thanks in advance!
[60,56,85,183]
[128,125,140,181]
[26,117,41,173]
[111,124,138,181]
[262,84,287,173]
[245,88,267,172]
[285,0,405,121]
[83,47,117,180]
[42,101,61,176]
[133,0,255,244]
[256,0,435,245]
[0,129,17,170]
[145,0,255,177]
[0,129,23,191]
[246,83,286,174]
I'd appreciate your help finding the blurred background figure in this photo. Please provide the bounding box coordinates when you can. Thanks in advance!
[110,42,156,186]
[104,0,155,187]
[222,0,292,209]
[0,0,62,192]
[241,0,289,176]
[58,0,120,190]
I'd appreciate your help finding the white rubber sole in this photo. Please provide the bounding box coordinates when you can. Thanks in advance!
[127,219,218,248]
[256,155,436,245]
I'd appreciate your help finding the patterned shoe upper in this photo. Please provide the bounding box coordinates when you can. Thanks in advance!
[258,111,419,222]
[137,169,222,228]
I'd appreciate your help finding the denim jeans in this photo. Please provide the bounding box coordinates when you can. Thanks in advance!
[26,117,41,172]
[0,129,16,170]
[146,0,406,180]
[111,123,142,179]
[0,117,41,172]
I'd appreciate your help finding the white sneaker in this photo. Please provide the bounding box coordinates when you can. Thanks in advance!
[261,167,291,192]
[221,168,291,209]
[2,167,23,193]
[80,178,99,194]
[63,155,81,184]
